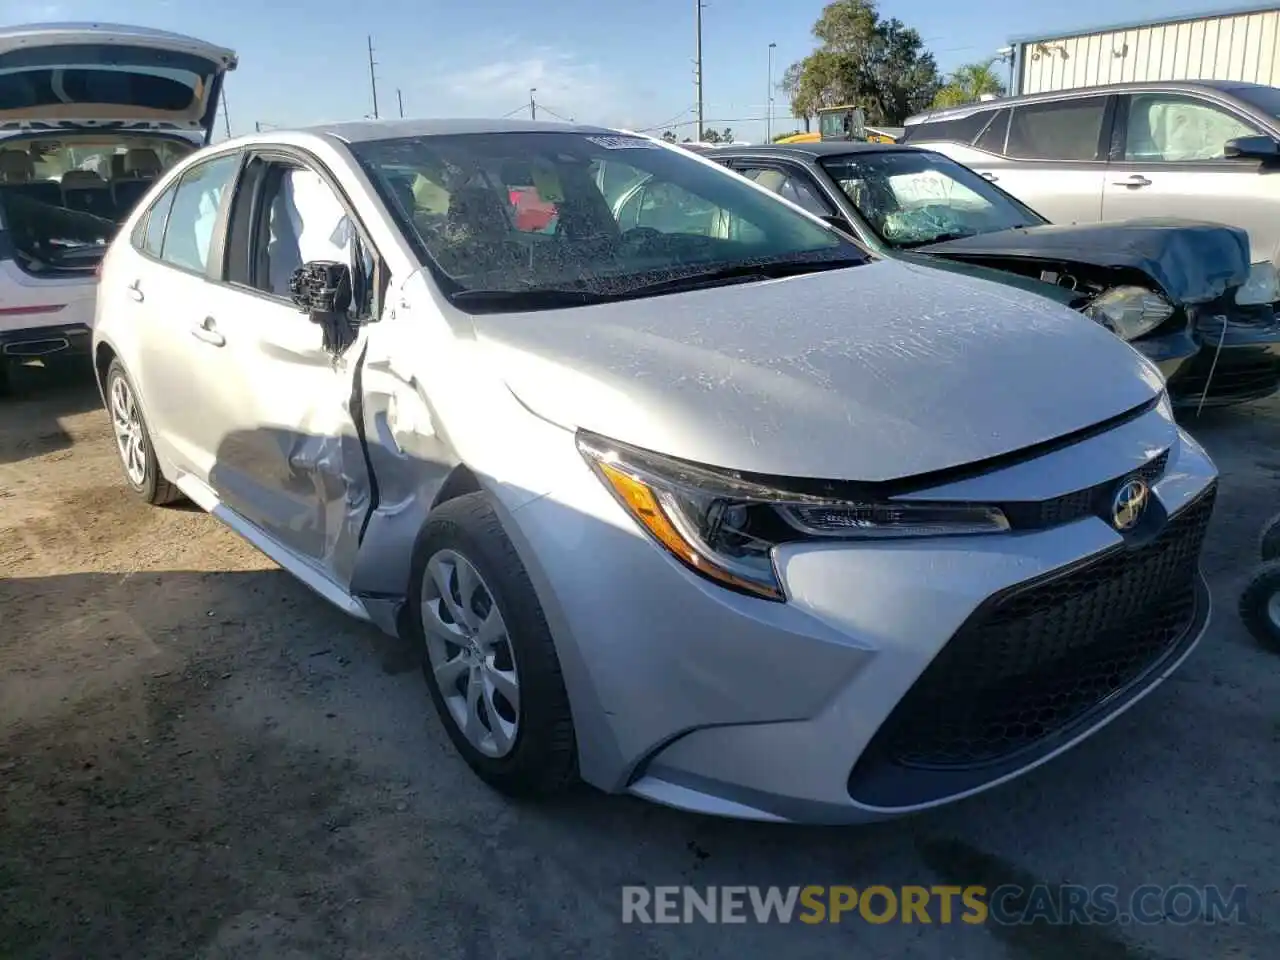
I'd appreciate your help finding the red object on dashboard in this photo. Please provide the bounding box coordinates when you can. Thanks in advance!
[509,187,557,232]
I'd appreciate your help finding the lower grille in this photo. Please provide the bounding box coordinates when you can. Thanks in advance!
[1172,350,1280,402]
[856,483,1216,775]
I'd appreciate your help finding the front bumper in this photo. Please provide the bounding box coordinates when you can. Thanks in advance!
[505,403,1218,824]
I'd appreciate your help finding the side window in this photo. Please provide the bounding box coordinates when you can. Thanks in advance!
[973,109,1010,154]
[1006,97,1109,161]
[1124,94,1258,162]
[615,179,765,243]
[252,164,363,315]
[736,166,834,217]
[134,180,178,257]
[903,111,992,145]
[159,154,240,272]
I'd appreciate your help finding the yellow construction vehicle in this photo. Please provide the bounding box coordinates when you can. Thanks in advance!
[817,104,868,141]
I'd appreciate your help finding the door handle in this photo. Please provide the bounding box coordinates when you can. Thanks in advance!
[979,171,998,182]
[190,316,225,347]
[126,280,144,302]
[1112,175,1152,187]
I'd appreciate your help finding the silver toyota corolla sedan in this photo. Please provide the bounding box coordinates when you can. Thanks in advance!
[91,119,1218,823]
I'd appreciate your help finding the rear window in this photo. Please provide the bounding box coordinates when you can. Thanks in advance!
[0,44,216,113]
[1006,97,1109,161]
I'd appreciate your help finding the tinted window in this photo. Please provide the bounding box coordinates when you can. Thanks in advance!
[0,44,216,112]
[819,150,1042,247]
[1006,98,1108,160]
[973,109,1010,153]
[160,154,239,273]
[351,132,861,303]
[902,111,992,145]
[1124,94,1258,161]
[1229,84,1280,121]
[139,181,178,257]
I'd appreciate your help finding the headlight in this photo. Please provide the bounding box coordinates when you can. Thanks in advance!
[1083,286,1175,341]
[1235,261,1280,305]
[577,432,1009,602]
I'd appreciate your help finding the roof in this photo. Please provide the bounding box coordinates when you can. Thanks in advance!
[713,141,912,159]
[301,117,617,143]
[1008,2,1280,46]
[903,78,1274,125]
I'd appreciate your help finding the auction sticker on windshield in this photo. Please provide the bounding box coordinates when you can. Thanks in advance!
[585,136,659,150]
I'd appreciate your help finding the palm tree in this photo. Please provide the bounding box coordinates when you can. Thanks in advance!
[932,59,1005,108]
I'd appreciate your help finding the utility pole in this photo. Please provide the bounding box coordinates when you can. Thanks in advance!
[367,35,379,119]
[767,41,776,142]
[694,1,705,141]
[529,87,537,120]
[397,88,404,118]
[254,120,261,133]
[221,90,232,139]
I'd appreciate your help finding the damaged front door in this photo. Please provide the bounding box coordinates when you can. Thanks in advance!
[204,156,379,589]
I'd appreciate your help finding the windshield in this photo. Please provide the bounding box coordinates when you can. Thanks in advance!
[349,131,865,304]
[819,150,1044,248]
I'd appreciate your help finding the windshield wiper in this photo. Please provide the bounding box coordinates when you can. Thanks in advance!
[449,288,626,310]
[620,256,868,296]
[898,232,979,249]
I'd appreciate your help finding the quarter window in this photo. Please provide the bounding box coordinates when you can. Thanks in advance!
[1006,97,1108,161]
[901,111,992,145]
[158,153,240,272]
[1124,94,1258,161]
[137,181,178,257]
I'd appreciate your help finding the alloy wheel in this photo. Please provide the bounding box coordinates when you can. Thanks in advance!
[109,375,147,486]
[421,548,521,757]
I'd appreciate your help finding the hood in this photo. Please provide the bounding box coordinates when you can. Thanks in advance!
[474,259,1165,483]
[0,23,237,144]
[916,218,1251,305]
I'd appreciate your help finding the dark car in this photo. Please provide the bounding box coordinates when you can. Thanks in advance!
[709,141,1280,408]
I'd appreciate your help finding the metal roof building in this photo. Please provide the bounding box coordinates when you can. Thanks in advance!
[1008,3,1280,95]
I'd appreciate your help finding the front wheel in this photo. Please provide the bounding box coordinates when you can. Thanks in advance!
[105,359,181,505]
[409,492,578,798]
[1238,561,1280,654]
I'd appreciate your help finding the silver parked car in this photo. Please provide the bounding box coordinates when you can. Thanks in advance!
[901,81,1280,279]
[93,119,1217,823]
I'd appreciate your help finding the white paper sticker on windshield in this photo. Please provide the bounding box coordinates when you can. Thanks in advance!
[585,135,659,150]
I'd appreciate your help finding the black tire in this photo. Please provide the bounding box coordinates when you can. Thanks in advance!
[1259,511,1280,562]
[104,359,183,506]
[1238,561,1280,654]
[409,492,578,797]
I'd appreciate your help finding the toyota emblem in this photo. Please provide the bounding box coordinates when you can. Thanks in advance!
[1111,477,1150,532]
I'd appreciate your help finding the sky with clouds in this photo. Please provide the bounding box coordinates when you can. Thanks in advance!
[1,0,1262,142]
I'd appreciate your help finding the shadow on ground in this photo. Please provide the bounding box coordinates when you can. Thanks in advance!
[0,358,101,466]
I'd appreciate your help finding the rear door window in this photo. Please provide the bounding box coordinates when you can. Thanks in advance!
[973,109,1010,154]
[158,154,240,273]
[1006,97,1109,161]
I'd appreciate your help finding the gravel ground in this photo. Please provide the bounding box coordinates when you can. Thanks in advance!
[1,359,1277,960]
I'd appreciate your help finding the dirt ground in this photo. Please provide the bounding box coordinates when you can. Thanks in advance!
[1,359,1278,960]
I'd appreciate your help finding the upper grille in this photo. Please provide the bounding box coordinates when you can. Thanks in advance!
[856,482,1215,774]
[1000,449,1169,530]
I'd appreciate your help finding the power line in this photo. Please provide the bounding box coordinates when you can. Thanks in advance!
[635,106,696,133]
[499,103,527,118]
[537,104,575,123]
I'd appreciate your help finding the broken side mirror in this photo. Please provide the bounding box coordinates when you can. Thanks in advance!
[1223,134,1280,160]
[289,261,358,355]
[289,260,353,317]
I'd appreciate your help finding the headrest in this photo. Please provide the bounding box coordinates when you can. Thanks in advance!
[61,170,107,188]
[0,150,34,183]
[123,149,162,176]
